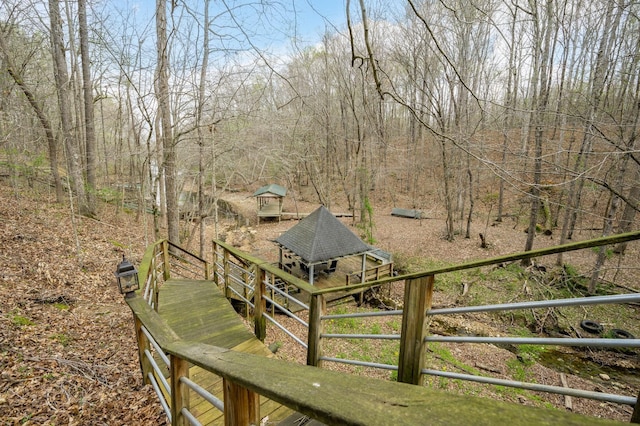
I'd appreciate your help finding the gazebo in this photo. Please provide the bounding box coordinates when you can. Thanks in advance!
[253,184,287,224]
[274,205,371,285]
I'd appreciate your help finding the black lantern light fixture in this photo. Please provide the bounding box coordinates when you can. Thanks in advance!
[115,254,139,297]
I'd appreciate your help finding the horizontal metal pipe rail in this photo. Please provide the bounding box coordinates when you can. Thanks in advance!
[319,356,399,371]
[265,280,310,312]
[179,408,200,426]
[322,310,403,320]
[421,369,637,406]
[145,348,170,394]
[227,285,255,307]
[263,294,309,329]
[143,326,170,367]
[420,290,639,408]
[263,313,308,348]
[425,335,640,348]
[321,333,400,340]
[181,376,225,412]
[148,371,171,422]
[428,293,640,315]
[169,261,202,279]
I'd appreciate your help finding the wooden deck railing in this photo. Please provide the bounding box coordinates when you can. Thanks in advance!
[210,231,640,423]
[138,239,209,310]
[128,293,627,426]
[345,261,394,285]
[126,232,640,425]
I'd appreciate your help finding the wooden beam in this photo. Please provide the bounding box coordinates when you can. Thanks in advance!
[134,316,152,384]
[212,241,219,287]
[254,266,266,341]
[223,249,230,298]
[312,230,640,295]
[306,294,326,367]
[223,378,259,426]
[398,275,434,385]
[162,240,171,281]
[170,355,190,426]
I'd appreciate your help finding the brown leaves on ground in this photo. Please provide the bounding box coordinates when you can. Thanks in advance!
[0,184,166,425]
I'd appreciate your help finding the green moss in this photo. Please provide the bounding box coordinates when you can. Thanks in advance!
[12,314,34,327]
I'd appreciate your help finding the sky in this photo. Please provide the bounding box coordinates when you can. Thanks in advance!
[291,1,347,42]
[120,0,348,49]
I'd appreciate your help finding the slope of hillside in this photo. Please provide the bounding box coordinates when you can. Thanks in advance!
[0,184,165,424]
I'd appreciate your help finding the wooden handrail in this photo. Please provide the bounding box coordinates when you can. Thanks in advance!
[132,234,640,424]
[126,294,622,426]
[213,239,316,294]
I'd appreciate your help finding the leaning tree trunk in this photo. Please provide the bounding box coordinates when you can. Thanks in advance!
[0,32,63,202]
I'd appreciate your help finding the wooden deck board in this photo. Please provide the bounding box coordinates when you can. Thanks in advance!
[157,279,294,425]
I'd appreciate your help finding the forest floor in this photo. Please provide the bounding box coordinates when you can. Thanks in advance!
[0,181,638,424]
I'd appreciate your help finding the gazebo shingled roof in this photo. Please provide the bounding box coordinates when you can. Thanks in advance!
[274,205,370,264]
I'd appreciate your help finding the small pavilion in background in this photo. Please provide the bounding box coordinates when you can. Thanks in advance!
[253,184,287,224]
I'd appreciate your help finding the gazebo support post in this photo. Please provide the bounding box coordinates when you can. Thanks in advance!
[358,253,367,302]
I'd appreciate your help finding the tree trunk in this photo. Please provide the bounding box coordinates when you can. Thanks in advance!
[78,0,97,204]
[156,0,179,243]
[558,1,621,250]
[523,0,554,263]
[49,0,93,218]
[196,0,210,257]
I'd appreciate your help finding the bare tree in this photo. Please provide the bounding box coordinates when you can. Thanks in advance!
[156,0,179,243]
[78,0,97,202]
[49,0,93,218]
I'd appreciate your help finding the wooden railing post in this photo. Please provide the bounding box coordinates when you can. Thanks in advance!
[212,241,219,287]
[254,266,266,341]
[170,355,190,426]
[307,293,326,367]
[223,379,259,426]
[631,390,640,423]
[242,268,250,319]
[153,260,160,311]
[223,249,230,298]
[204,259,210,280]
[134,316,152,384]
[149,255,157,306]
[162,240,171,281]
[398,274,434,385]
